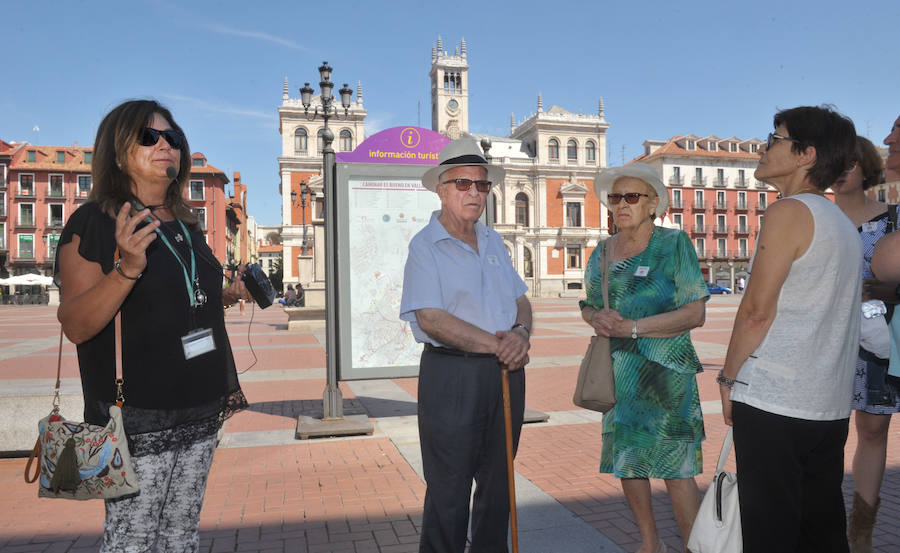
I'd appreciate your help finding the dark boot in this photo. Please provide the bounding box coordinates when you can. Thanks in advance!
[848,491,880,553]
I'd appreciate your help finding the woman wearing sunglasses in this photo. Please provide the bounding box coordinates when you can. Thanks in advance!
[719,106,860,552]
[582,162,709,553]
[55,99,249,551]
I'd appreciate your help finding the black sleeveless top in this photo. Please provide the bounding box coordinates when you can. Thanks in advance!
[57,202,247,435]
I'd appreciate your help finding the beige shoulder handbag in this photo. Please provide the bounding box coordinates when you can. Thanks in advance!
[572,240,616,412]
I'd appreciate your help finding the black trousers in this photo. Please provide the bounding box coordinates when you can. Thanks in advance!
[417,348,526,553]
[732,401,850,553]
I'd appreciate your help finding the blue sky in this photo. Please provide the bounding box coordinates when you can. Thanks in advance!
[3,0,898,226]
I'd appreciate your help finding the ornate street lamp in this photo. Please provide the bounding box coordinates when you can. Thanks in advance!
[290,181,312,256]
[295,62,371,438]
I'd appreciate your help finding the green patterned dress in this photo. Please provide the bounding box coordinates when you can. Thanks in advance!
[580,226,709,479]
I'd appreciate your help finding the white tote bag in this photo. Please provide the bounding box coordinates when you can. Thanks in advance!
[688,427,742,552]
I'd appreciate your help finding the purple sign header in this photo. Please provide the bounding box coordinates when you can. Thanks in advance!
[336,126,450,165]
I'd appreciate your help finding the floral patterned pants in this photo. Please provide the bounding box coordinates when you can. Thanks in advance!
[100,426,217,553]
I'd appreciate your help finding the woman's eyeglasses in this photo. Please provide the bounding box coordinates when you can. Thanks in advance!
[607,193,649,205]
[139,127,184,149]
[765,132,800,150]
[442,178,492,193]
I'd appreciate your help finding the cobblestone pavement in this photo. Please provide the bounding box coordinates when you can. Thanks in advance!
[1,297,898,552]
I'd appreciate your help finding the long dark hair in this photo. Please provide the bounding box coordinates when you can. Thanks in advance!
[89,99,197,226]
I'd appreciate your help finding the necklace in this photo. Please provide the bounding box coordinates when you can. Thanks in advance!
[145,203,164,211]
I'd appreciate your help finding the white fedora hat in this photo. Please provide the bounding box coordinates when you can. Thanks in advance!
[594,162,668,216]
[421,137,505,192]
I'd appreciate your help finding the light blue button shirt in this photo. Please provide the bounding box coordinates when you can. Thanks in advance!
[400,210,528,346]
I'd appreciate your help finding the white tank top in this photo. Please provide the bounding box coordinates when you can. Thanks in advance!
[730,194,862,421]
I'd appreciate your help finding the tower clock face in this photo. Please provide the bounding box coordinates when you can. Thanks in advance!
[447,99,459,112]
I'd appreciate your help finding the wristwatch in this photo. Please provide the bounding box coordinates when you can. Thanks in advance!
[716,370,737,389]
[631,320,639,339]
[511,323,530,337]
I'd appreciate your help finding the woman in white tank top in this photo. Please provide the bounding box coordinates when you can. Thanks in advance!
[717,106,860,553]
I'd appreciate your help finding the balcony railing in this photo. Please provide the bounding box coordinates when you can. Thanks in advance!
[734,249,750,258]
[46,186,66,199]
[755,181,768,189]
[13,254,35,261]
[691,176,708,187]
[0,176,6,189]
[756,203,768,212]
[669,176,684,185]
[714,176,729,187]
[714,249,729,258]
[735,200,749,210]
[17,188,35,198]
[670,198,684,209]
[691,224,707,234]
[695,249,710,258]
[734,225,752,235]
[735,178,748,188]
[692,200,707,210]
[0,239,6,250]
[0,206,5,218]
[713,225,729,234]
[16,216,36,228]
[45,218,64,229]
[714,200,728,210]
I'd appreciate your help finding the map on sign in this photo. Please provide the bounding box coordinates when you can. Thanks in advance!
[347,178,441,369]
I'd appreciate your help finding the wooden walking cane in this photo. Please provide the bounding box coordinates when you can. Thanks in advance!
[501,366,519,553]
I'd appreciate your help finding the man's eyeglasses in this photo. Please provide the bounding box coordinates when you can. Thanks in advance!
[442,178,492,193]
[765,132,800,150]
[607,193,649,205]
[139,127,184,149]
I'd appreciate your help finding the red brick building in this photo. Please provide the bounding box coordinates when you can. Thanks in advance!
[1,141,234,278]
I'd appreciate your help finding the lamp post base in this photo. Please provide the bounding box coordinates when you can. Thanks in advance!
[295,414,374,440]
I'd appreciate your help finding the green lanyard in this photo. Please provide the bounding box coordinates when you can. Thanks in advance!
[154,220,201,308]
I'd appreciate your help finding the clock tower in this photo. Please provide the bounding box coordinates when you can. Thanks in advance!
[429,36,469,139]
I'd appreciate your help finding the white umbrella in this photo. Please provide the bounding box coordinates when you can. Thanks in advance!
[2,273,54,286]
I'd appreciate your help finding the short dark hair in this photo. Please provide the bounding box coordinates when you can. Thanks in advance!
[852,136,884,190]
[90,99,197,225]
[773,105,856,191]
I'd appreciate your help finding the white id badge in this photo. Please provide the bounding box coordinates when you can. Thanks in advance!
[634,265,650,277]
[862,222,878,233]
[182,328,216,360]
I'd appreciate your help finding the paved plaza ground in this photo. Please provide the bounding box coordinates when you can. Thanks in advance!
[0,296,898,552]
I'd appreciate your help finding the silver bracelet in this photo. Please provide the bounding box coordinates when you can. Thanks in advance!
[631,319,638,339]
[114,260,141,281]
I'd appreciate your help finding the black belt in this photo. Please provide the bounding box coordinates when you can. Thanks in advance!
[424,343,497,359]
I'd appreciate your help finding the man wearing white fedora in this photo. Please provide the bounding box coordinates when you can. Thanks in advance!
[400,137,532,552]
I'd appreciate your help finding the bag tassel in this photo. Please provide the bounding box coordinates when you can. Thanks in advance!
[49,437,81,492]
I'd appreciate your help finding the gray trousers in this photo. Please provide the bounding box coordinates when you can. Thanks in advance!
[101,425,218,553]
[417,347,526,553]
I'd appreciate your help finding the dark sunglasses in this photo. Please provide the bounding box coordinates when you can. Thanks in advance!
[607,192,649,205]
[139,127,184,149]
[442,178,492,193]
[765,132,799,150]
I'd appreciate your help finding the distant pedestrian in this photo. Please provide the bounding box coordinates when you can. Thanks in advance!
[400,137,531,553]
[584,163,709,553]
[280,283,297,306]
[56,99,249,552]
[719,106,860,552]
[737,276,745,293]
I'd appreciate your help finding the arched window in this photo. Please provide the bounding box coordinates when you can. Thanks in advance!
[339,130,353,152]
[585,140,596,162]
[567,139,578,161]
[294,128,307,154]
[523,247,533,277]
[548,138,559,160]
[515,192,529,226]
[317,129,325,153]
